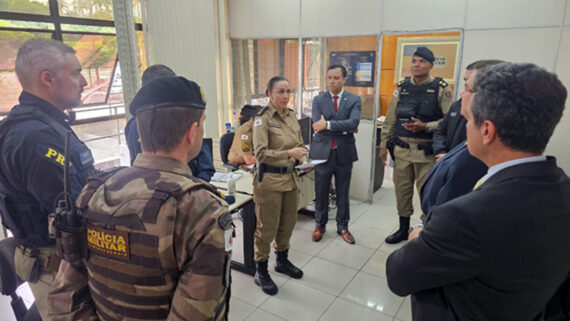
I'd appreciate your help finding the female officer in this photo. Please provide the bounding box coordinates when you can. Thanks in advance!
[252,76,308,295]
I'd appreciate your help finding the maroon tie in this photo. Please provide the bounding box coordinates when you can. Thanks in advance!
[332,95,338,148]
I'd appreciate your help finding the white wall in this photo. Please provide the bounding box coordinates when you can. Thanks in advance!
[141,0,231,139]
[226,0,570,202]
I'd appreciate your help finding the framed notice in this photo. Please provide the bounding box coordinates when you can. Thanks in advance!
[394,36,460,84]
[329,51,376,87]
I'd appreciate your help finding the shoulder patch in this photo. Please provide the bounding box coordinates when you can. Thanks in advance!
[79,150,94,166]
[254,118,262,127]
[242,143,251,153]
[445,91,452,98]
[241,134,248,140]
[40,144,72,168]
[393,89,399,97]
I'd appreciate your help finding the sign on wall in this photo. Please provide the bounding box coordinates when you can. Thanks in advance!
[329,51,376,87]
[394,36,460,84]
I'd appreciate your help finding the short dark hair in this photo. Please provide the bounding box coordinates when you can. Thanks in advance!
[472,62,567,153]
[328,64,347,78]
[466,59,504,71]
[266,76,289,96]
[141,64,176,87]
[137,107,203,153]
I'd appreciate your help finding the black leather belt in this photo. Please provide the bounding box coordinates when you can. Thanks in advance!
[263,165,294,174]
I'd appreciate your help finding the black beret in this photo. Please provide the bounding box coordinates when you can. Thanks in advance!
[413,46,435,63]
[240,104,262,123]
[129,76,206,116]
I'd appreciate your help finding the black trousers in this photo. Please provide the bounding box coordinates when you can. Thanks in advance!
[314,149,353,230]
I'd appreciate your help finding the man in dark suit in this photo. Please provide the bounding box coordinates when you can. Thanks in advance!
[420,60,503,216]
[386,62,570,321]
[310,64,361,244]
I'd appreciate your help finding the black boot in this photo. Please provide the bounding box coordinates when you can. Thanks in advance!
[385,217,410,244]
[254,260,278,295]
[275,250,303,279]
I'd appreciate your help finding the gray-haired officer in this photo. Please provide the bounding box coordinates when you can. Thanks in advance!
[0,39,95,320]
[379,46,454,244]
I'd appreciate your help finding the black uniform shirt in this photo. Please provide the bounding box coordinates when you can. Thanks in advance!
[0,91,95,247]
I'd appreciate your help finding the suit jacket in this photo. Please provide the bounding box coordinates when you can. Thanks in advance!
[420,142,487,216]
[387,157,570,321]
[432,99,467,155]
[309,90,361,164]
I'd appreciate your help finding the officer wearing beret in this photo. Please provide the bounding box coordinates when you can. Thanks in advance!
[49,77,233,321]
[124,64,215,181]
[0,39,95,320]
[379,46,454,244]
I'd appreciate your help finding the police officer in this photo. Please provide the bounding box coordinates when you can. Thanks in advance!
[49,77,233,320]
[252,76,308,295]
[227,105,261,165]
[0,39,95,320]
[379,47,454,244]
[124,64,215,181]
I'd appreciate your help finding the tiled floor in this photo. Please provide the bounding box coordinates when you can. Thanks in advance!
[1,168,423,321]
[228,172,424,321]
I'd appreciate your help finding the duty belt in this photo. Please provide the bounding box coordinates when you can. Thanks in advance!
[263,165,294,174]
[393,136,434,155]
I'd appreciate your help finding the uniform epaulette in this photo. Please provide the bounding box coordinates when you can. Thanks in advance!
[398,77,411,88]
[257,106,268,116]
[436,77,448,88]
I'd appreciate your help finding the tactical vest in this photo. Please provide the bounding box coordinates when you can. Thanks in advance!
[395,77,446,139]
[0,106,94,246]
[77,166,231,321]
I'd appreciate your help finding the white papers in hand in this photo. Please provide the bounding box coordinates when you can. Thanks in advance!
[294,159,327,170]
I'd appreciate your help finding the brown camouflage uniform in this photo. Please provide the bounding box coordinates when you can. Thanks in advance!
[48,153,233,321]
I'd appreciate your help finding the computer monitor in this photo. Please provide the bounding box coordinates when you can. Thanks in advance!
[298,115,312,145]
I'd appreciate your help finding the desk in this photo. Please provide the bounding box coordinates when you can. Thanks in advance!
[220,190,256,276]
[212,169,315,210]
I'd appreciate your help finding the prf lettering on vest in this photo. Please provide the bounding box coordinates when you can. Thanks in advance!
[44,147,72,167]
[87,227,130,259]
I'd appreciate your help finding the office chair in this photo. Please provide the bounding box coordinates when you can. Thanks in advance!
[219,132,239,172]
[0,237,41,321]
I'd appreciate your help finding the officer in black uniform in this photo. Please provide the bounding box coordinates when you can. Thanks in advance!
[0,39,95,320]
[379,46,454,244]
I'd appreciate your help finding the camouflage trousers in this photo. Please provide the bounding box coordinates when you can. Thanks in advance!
[253,189,298,262]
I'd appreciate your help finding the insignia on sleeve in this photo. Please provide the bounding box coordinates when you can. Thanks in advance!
[241,134,248,140]
[43,146,72,168]
[254,119,262,127]
[242,143,251,153]
[445,91,452,98]
[393,89,398,97]
[79,150,94,166]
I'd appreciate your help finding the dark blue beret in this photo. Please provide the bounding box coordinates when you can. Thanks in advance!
[129,76,206,116]
[413,46,435,63]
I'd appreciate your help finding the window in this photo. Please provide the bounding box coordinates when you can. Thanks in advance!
[0,0,144,165]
